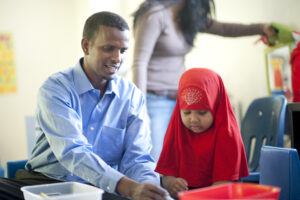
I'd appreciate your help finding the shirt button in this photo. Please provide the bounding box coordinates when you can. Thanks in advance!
[90,126,94,131]
[106,186,110,191]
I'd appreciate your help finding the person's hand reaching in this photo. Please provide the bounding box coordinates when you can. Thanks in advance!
[255,24,278,46]
[117,177,168,200]
[263,24,277,37]
[130,182,168,200]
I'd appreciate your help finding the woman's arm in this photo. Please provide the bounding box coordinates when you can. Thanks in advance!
[201,18,276,37]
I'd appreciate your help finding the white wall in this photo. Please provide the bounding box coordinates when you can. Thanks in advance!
[0,0,90,166]
[0,0,299,166]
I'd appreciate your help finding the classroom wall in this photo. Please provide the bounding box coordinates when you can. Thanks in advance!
[0,0,299,167]
[0,0,90,166]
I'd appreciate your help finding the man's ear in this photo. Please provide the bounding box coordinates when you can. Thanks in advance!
[81,38,89,55]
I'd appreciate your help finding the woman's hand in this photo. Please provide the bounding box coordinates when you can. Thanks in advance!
[263,24,277,37]
[162,176,188,198]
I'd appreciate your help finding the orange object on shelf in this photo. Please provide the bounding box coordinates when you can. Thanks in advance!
[178,183,280,200]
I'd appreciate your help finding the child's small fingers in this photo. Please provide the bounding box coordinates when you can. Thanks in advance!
[175,183,188,191]
[178,178,188,185]
[178,179,188,188]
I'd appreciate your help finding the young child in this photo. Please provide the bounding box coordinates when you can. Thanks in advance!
[155,68,249,198]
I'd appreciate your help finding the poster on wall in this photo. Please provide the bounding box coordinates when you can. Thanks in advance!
[0,33,17,94]
[265,43,293,102]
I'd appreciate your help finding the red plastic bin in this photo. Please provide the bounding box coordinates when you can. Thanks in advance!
[178,183,280,200]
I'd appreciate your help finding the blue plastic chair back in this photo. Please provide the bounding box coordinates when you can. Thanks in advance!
[260,146,300,200]
[6,159,28,179]
[241,95,287,172]
[0,165,4,177]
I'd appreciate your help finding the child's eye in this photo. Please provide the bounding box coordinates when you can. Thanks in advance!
[183,111,191,115]
[198,110,208,115]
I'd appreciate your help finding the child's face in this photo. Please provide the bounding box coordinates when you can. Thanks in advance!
[180,109,213,133]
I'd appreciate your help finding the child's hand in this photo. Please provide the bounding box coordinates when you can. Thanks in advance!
[162,176,188,198]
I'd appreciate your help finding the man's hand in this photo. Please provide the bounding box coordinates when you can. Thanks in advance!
[131,182,168,200]
[117,177,167,200]
[162,176,188,198]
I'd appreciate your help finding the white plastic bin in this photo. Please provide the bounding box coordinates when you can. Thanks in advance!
[21,182,103,200]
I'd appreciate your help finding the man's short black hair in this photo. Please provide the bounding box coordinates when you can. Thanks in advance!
[83,11,129,42]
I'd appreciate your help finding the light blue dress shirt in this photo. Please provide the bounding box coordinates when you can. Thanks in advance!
[26,58,159,193]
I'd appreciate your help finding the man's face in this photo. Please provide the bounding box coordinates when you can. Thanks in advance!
[83,25,129,82]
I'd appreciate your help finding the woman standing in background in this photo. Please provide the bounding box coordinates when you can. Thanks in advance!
[132,0,276,161]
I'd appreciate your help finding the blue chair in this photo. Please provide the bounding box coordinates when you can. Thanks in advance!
[240,95,287,182]
[6,160,28,179]
[0,165,4,177]
[260,146,300,200]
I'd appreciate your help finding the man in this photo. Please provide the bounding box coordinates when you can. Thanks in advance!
[0,11,167,200]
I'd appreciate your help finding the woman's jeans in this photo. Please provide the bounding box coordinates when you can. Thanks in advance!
[146,93,176,162]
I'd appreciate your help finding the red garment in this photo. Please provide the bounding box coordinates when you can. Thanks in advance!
[155,68,249,187]
[291,42,300,102]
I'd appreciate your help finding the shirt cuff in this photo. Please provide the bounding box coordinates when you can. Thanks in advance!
[98,167,124,193]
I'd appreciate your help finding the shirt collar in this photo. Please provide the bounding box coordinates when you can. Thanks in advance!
[106,75,120,98]
[73,58,94,95]
[73,58,120,98]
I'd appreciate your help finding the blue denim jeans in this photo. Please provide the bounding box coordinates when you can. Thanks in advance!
[147,93,176,162]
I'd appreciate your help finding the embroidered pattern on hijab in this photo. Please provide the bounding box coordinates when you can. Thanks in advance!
[181,87,203,106]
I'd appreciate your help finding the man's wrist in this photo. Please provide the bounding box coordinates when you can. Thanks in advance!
[116,176,139,198]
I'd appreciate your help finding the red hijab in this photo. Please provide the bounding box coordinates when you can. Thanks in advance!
[155,68,249,187]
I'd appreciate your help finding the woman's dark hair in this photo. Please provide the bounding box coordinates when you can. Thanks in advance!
[83,11,129,42]
[133,0,215,46]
